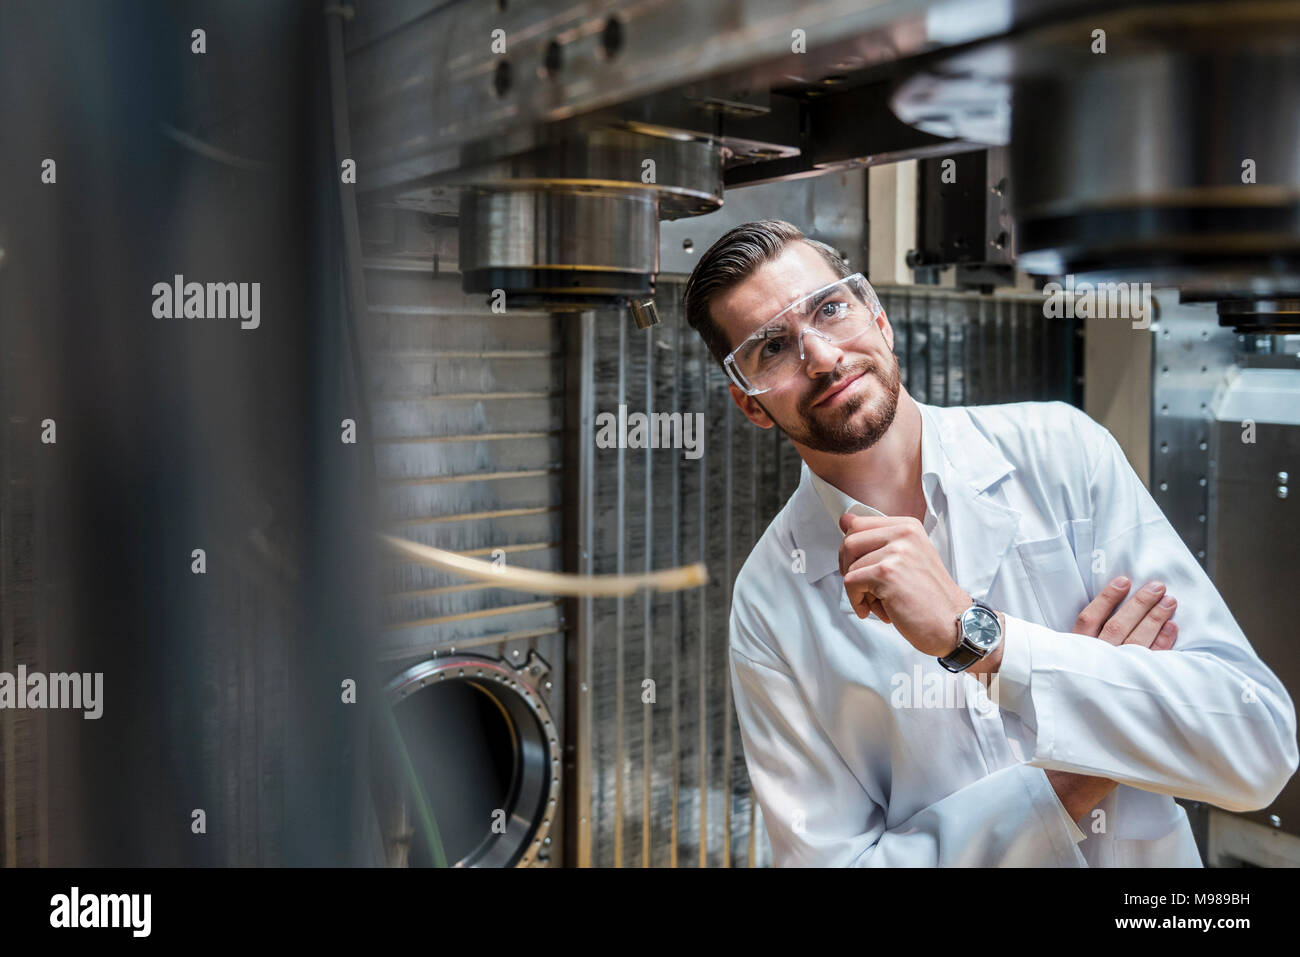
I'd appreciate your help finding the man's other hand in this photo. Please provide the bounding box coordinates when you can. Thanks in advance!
[1073,576,1179,649]
[1049,576,1181,823]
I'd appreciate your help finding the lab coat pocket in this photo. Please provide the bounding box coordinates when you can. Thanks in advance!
[1067,518,1096,598]
[1015,525,1091,633]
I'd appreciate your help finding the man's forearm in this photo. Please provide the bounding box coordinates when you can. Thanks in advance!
[971,614,1115,820]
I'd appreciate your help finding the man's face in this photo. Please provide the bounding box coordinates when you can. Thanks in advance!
[710,241,902,455]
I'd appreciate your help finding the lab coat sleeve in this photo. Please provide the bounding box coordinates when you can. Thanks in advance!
[995,415,1299,813]
[730,613,1089,866]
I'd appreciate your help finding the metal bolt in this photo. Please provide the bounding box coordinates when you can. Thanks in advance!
[1270,814,1282,828]
[1279,486,1290,500]
[629,298,660,329]
[1278,471,1289,484]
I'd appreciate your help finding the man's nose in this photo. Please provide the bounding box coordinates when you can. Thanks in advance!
[800,329,843,376]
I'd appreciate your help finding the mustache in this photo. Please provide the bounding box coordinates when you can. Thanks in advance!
[807,362,874,408]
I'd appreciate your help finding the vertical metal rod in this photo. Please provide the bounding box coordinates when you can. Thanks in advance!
[564,309,596,867]
[722,370,734,867]
[747,407,759,868]
[1009,298,1020,401]
[670,307,682,868]
[996,298,1005,399]
[942,297,951,405]
[579,310,596,867]
[615,314,626,867]
[642,316,653,867]
[925,296,934,406]
[697,359,708,868]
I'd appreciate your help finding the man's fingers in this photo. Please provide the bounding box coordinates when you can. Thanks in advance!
[839,513,900,535]
[838,530,890,577]
[1150,619,1178,651]
[844,583,891,622]
[1123,593,1177,648]
[1073,577,1131,637]
[1095,580,1166,645]
[837,520,910,576]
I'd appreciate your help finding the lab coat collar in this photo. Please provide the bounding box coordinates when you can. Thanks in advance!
[790,402,1021,600]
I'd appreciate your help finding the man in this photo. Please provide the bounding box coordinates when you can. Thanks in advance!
[683,219,1298,866]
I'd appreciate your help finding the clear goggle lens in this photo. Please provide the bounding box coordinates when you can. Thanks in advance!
[725,273,882,395]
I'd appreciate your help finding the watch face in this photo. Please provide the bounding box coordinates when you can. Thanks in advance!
[962,606,1000,648]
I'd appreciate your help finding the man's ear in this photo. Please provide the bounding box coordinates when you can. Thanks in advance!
[875,306,895,352]
[728,383,776,429]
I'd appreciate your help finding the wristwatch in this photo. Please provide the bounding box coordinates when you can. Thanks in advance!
[938,597,1003,673]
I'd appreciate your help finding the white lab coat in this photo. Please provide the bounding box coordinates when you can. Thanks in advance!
[729,400,1298,866]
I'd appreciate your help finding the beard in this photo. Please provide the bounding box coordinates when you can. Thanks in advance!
[757,356,901,455]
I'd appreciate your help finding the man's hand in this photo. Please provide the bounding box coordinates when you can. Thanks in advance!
[1073,576,1179,649]
[837,512,970,657]
[1049,576,1181,823]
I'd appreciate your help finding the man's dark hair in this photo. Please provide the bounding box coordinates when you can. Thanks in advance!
[682,219,851,368]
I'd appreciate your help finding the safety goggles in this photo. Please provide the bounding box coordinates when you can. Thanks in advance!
[722,272,884,396]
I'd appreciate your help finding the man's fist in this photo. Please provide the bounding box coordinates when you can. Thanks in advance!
[837,512,971,658]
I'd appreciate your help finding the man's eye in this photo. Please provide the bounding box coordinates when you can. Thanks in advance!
[818,301,848,321]
[757,336,789,360]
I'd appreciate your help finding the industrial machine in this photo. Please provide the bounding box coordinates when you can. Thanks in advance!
[334,0,1300,867]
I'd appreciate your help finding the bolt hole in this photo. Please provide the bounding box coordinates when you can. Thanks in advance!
[600,16,624,58]
[493,60,512,96]
[543,39,562,76]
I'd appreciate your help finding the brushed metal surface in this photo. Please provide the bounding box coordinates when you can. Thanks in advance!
[1149,297,1237,570]
[1209,370,1300,836]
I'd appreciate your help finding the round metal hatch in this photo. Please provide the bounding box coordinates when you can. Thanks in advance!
[377,653,560,867]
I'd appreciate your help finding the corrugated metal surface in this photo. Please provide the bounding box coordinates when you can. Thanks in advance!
[365,265,569,673]
[359,234,571,863]
[574,279,1078,867]
[877,284,1082,406]
[0,344,49,867]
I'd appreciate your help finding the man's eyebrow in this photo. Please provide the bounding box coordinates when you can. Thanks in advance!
[798,287,835,316]
[752,318,793,338]
[761,284,836,326]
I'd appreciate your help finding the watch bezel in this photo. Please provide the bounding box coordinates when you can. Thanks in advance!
[959,603,1001,649]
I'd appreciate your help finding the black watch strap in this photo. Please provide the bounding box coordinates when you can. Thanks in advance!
[938,640,983,673]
